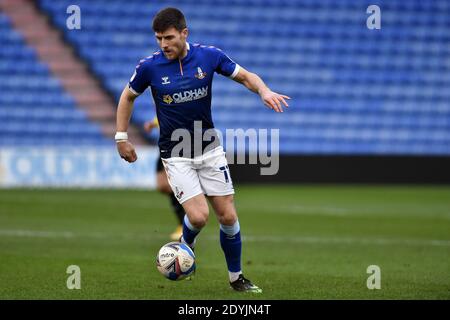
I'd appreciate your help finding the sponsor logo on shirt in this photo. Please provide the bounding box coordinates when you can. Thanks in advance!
[163,86,208,104]
[163,95,173,104]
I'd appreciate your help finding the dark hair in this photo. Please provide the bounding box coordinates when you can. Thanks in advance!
[152,7,187,32]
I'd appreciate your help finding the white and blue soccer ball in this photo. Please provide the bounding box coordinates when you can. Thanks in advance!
[156,242,196,281]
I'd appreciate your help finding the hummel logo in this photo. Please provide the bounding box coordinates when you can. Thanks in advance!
[162,76,170,84]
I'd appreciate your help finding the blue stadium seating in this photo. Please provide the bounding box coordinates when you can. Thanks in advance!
[33,0,450,154]
[0,13,110,147]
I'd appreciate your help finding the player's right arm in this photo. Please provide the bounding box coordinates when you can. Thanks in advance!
[116,57,152,163]
[116,86,138,162]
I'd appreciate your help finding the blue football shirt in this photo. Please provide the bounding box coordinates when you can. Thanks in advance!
[128,42,240,158]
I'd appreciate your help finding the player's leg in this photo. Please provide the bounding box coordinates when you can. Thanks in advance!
[180,193,209,249]
[208,195,261,293]
[161,158,208,248]
[207,194,240,278]
[156,158,185,240]
[199,146,261,292]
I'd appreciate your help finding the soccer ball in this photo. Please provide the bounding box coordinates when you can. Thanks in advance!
[156,242,196,281]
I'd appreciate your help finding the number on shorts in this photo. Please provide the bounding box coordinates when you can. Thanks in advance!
[219,165,230,183]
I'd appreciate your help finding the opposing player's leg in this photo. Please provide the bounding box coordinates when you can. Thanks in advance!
[208,195,261,293]
[156,158,184,240]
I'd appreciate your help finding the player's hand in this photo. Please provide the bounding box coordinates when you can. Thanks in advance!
[117,141,137,163]
[143,121,157,133]
[260,89,290,113]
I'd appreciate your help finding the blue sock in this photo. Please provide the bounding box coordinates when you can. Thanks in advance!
[182,215,200,247]
[220,221,242,277]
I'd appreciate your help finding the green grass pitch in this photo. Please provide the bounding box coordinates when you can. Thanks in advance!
[0,185,449,299]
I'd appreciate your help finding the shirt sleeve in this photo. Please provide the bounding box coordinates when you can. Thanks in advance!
[128,59,151,95]
[214,48,240,79]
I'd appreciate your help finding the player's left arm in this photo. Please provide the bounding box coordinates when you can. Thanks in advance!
[232,67,290,113]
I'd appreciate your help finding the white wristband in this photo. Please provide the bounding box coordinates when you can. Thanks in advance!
[115,132,128,141]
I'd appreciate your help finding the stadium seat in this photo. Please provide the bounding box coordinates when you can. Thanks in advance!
[33,0,450,154]
[0,13,111,146]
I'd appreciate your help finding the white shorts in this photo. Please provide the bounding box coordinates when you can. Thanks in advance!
[161,146,235,204]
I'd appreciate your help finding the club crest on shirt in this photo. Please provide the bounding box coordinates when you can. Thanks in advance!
[195,67,207,79]
[163,94,173,104]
